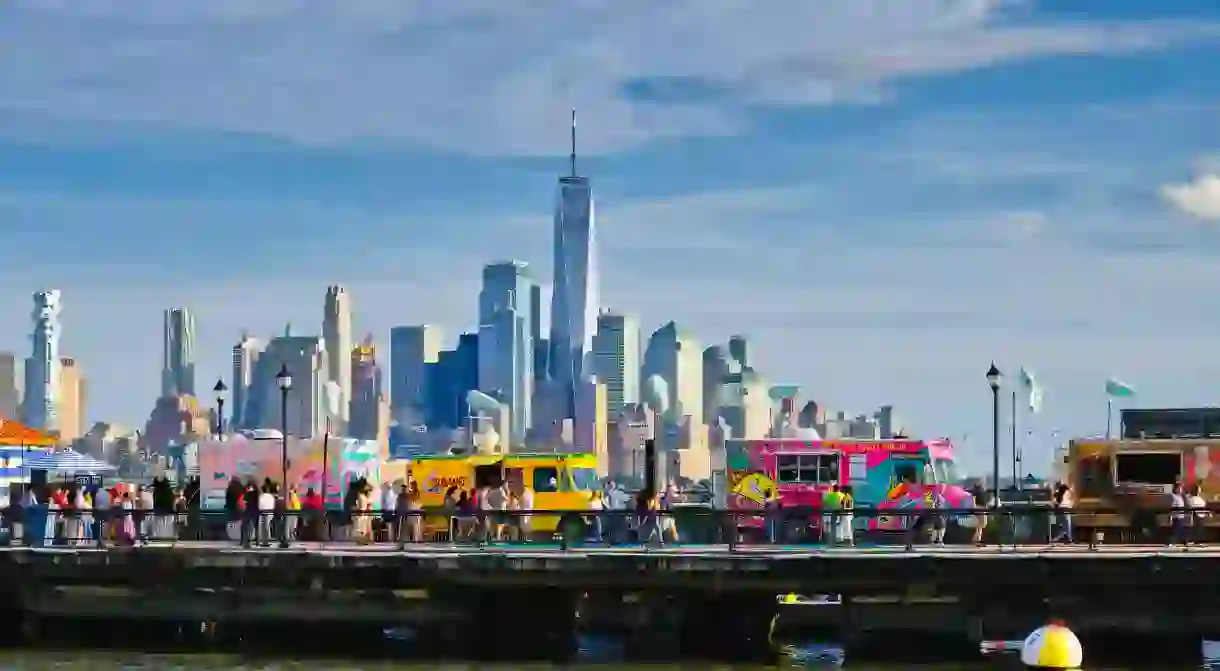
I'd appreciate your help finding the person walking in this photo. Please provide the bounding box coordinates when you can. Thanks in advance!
[1051,482,1074,543]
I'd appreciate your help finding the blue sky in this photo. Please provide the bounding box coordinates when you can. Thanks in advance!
[2,0,1220,475]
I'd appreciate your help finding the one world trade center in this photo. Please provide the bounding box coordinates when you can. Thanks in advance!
[548,109,599,418]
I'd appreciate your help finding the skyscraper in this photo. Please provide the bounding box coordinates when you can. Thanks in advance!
[23,290,62,432]
[0,352,20,420]
[702,345,730,425]
[425,332,478,430]
[530,284,548,383]
[247,333,328,437]
[390,325,443,426]
[348,335,383,441]
[161,308,196,397]
[56,356,86,442]
[642,321,703,427]
[593,311,640,414]
[323,286,352,424]
[548,109,599,419]
[231,333,263,429]
[478,261,534,445]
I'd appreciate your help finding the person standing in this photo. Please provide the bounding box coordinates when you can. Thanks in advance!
[118,492,136,545]
[92,485,110,547]
[1188,485,1208,546]
[929,489,947,546]
[822,485,842,546]
[519,481,536,543]
[837,486,856,546]
[240,481,260,547]
[380,481,396,542]
[1051,482,1074,543]
[1170,482,1187,548]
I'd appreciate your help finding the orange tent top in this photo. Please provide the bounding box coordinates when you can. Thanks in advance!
[0,417,57,446]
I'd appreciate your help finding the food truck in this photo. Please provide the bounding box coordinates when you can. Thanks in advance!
[1064,438,1220,541]
[724,438,975,540]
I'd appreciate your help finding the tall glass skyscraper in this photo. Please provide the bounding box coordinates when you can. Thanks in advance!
[162,308,196,398]
[548,109,599,418]
[478,261,533,444]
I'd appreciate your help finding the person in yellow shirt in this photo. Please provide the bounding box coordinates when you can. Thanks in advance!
[821,485,842,545]
[837,486,855,546]
[286,486,302,540]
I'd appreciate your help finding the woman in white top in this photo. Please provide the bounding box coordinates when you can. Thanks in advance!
[1170,482,1187,547]
[72,489,88,547]
[258,486,276,545]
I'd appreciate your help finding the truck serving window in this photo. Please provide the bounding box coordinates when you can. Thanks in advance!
[1114,453,1180,485]
[776,454,839,485]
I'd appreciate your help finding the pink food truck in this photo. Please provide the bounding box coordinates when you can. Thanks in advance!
[725,438,975,540]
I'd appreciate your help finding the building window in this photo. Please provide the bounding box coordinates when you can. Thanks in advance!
[776,454,839,485]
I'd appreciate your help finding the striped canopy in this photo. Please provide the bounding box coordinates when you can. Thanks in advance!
[22,447,116,473]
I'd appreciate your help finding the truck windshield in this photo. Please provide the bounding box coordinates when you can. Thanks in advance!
[934,459,961,484]
[570,467,600,491]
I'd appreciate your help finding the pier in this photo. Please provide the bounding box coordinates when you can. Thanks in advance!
[3,542,1220,660]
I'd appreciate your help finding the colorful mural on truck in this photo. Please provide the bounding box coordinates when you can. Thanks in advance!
[196,434,382,510]
[725,438,974,533]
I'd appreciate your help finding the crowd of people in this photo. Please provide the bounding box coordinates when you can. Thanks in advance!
[3,477,197,546]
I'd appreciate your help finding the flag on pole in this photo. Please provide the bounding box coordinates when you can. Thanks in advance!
[1019,367,1043,413]
[1105,378,1136,398]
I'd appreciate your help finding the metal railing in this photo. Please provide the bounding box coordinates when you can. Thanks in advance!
[0,505,1215,550]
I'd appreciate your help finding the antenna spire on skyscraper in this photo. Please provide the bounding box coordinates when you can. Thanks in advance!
[570,108,577,177]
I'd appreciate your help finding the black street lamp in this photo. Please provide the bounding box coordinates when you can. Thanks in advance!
[275,363,292,548]
[213,379,228,440]
[986,362,1002,506]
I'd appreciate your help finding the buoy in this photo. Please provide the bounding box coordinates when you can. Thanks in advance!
[1020,621,1083,669]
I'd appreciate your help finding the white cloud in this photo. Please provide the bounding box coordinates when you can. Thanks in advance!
[1161,173,1220,221]
[2,0,1216,154]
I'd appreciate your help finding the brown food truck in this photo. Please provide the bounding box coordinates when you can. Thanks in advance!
[1065,438,1219,541]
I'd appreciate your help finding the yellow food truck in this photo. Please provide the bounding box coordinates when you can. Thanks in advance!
[408,452,600,540]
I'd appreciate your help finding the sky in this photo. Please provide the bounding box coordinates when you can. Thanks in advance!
[1,0,1220,476]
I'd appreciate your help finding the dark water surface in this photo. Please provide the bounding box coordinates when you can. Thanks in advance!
[0,656,999,670]
[0,653,1209,670]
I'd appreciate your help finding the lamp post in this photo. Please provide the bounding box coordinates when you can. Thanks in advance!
[275,364,292,548]
[986,362,1002,507]
[213,379,228,440]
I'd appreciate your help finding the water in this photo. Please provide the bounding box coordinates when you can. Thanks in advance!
[0,649,1216,670]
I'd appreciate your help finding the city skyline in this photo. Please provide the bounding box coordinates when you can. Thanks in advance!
[2,1,1220,474]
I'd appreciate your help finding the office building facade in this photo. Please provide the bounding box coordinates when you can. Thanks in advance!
[230,333,262,429]
[389,325,443,427]
[478,261,534,445]
[593,311,640,414]
[348,336,383,441]
[161,308,197,398]
[323,286,352,424]
[56,356,86,442]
